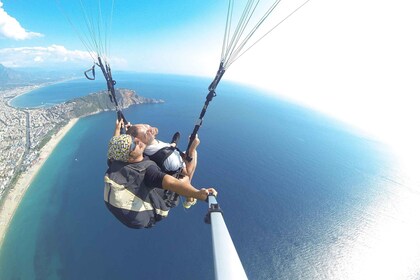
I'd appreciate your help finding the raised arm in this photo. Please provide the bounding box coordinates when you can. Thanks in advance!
[113,119,125,136]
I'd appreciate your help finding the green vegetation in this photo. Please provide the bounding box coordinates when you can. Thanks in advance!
[35,125,61,151]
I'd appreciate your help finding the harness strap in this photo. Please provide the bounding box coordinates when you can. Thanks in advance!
[84,64,96,80]
[148,146,183,176]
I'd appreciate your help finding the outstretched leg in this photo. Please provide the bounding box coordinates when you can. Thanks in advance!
[182,135,200,208]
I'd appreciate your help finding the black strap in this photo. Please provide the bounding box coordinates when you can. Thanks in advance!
[96,57,118,107]
[148,147,175,167]
[185,63,225,161]
[148,146,184,176]
[84,65,96,80]
[87,56,128,133]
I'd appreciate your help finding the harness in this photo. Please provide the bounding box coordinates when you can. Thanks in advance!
[148,146,184,176]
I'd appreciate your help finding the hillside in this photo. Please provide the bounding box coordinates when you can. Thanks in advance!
[0,64,27,85]
[46,88,164,119]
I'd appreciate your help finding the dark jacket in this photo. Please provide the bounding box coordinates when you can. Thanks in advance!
[104,159,177,229]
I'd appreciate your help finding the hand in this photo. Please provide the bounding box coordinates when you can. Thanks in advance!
[207,188,217,197]
[114,119,125,136]
[197,188,217,201]
[189,134,200,149]
[116,119,124,128]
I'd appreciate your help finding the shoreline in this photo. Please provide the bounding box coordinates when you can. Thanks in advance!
[0,118,79,249]
[6,77,81,108]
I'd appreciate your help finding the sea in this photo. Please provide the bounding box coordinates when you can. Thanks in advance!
[1,73,420,280]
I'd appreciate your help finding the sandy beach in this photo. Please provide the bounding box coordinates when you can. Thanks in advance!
[0,118,79,249]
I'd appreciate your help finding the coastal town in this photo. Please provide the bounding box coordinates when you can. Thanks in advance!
[0,84,59,200]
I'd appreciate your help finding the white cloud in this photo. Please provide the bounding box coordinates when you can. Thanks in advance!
[34,56,44,62]
[0,44,127,69]
[0,1,43,40]
[0,45,93,68]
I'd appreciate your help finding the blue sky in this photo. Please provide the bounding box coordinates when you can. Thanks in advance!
[1,0,420,158]
[0,1,227,71]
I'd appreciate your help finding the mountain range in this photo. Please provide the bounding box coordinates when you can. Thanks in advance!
[0,64,78,87]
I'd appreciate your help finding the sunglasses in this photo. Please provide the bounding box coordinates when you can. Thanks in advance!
[130,136,136,151]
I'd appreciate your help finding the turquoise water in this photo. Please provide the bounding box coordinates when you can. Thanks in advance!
[1,73,417,279]
[10,79,106,108]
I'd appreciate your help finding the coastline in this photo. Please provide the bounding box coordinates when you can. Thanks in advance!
[6,77,81,108]
[0,118,79,249]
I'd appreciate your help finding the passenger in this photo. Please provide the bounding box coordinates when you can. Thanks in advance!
[124,121,199,208]
[104,132,216,229]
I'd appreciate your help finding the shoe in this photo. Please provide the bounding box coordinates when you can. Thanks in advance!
[171,132,180,146]
[183,198,197,209]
